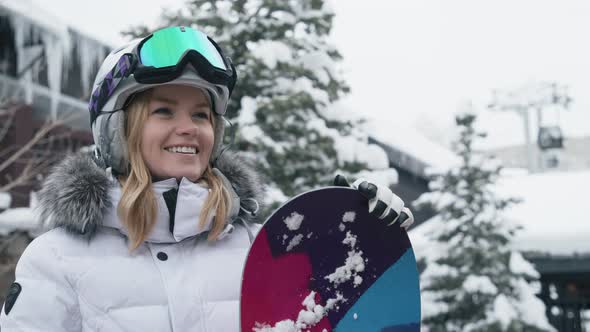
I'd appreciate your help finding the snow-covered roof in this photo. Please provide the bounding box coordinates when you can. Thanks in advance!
[0,0,115,47]
[496,170,590,255]
[409,170,590,257]
[0,0,68,40]
[371,124,460,178]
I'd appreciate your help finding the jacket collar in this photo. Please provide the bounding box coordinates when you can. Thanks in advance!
[101,176,214,243]
[37,150,263,241]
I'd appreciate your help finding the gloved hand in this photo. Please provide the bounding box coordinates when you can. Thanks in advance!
[334,175,414,229]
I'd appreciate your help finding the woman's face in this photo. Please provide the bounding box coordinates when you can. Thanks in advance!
[141,84,214,182]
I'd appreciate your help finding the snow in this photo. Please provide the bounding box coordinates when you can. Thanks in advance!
[511,278,556,331]
[237,96,258,125]
[411,170,590,256]
[334,135,390,170]
[0,208,39,236]
[584,310,590,332]
[342,211,355,223]
[286,234,304,252]
[0,192,11,210]
[320,99,363,124]
[240,125,286,154]
[281,212,305,251]
[299,51,332,85]
[257,210,368,331]
[325,231,365,287]
[237,80,398,190]
[283,212,305,231]
[420,291,450,319]
[463,275,498,295]
[491,295,518,330]
[264,184,289,206]
[254,291,345,332]
[274,77,331,106]
[496,170,590,255]
[0,0,68,39]
[247,40,293,68]
[509,252,540,278]
[472,279,556,331]
[370,121,461,175]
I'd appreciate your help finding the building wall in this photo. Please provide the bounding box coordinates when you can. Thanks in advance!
[0,104,93,208]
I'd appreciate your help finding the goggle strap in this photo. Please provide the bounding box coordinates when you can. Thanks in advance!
[228,59,237,97]
[88,54,136,124]
[205,35,237,96]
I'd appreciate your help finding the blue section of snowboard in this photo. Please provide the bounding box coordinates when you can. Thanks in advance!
[334,249,420,332]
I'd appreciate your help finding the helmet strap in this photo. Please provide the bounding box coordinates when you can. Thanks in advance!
[212,117,235,165]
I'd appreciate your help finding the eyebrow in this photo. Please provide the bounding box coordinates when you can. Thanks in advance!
[152,95,210,109]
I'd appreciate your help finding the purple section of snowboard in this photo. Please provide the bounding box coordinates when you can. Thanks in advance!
[262,187,413,327]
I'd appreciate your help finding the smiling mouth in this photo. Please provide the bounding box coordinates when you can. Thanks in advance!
[164,146,199,155]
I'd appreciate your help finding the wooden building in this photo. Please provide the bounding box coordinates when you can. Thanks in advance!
[1,2,110,207]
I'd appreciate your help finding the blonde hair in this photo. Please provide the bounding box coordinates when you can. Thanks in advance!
[117,89,231,250]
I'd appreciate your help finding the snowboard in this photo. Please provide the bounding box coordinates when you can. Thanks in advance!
[240,187,421,332]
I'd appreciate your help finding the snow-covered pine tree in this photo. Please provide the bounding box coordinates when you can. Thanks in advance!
[414,107,555,332]
[124,0,396,209]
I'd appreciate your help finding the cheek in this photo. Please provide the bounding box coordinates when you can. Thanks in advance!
[200,124,215,154]
[139,121,162,158]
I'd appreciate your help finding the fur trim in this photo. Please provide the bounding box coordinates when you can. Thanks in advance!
[37,152,112,239]
[37,150,264,239]
[213,150,264,223]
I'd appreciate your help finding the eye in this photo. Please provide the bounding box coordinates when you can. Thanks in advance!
[152,107,172,115]
[193,111,210,120]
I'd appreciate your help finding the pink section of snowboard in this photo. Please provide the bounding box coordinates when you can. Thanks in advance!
[240,228,332,331]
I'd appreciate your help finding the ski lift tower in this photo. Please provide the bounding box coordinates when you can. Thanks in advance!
[488,82,571,172]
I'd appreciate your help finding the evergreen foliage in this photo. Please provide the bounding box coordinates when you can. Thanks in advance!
[415,107,554,332]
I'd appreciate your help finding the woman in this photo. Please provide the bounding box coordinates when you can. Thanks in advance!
[0,26,412,331]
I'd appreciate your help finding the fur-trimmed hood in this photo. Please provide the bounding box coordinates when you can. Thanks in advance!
[36,150,264,240]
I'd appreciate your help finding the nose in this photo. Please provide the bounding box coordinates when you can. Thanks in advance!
[174,114,198,136]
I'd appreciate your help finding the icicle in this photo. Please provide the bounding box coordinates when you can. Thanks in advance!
[41,31,68,120]
[11,15,33,104]
[76,34,108,95]
[5,1,73,119]
[1,0,69,42]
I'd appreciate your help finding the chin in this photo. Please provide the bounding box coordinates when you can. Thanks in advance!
[175,169,205,182]
[182,175,200,182]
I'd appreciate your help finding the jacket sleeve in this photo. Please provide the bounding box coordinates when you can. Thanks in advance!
[0,231,82,331]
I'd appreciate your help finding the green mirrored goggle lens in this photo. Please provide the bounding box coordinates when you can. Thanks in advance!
[139,27,227,70]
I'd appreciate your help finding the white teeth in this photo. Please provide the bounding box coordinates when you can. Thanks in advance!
[166,146,197,154]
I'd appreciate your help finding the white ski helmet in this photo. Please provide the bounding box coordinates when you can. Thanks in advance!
[88,26,237,175]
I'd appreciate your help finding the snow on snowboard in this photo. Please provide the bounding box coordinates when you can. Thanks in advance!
[240,187,421,332]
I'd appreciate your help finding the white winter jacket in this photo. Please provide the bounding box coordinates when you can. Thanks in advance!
[0,151,263,332]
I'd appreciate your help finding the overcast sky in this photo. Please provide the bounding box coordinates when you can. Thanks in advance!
[24,0,590,149]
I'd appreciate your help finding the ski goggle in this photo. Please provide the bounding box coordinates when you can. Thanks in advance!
[89,26,236,122]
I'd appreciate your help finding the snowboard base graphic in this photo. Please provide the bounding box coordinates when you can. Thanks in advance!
[240,187,421,332]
